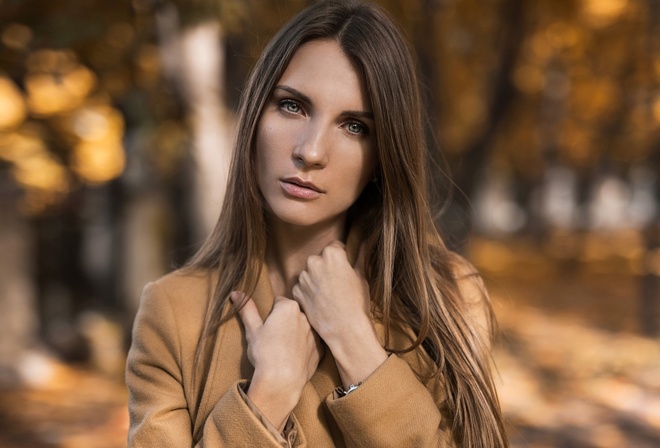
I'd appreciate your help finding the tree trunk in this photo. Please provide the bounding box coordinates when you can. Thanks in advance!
[0,195,38,385]
[443,0,527,249]
[179,21,232,238]
[156,2,231,240]
[638,0,660,336]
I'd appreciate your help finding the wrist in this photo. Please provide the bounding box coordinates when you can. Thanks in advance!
[335,381,363,397]
[322,314,375,351]
[247,371,301,422]
[326,325,388,387]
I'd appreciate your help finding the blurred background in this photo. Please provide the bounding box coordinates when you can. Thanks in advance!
[0,0,659,446]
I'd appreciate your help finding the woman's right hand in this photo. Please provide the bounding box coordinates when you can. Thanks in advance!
[231,291,323,431]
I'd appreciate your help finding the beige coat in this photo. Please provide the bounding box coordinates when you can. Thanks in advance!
[126,241,489,447]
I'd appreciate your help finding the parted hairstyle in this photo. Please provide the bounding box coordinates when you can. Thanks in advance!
[188,1,508,446]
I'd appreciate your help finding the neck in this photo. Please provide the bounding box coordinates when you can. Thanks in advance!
[265,214,347,298]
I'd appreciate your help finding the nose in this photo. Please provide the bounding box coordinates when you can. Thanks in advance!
[292,121,329,168]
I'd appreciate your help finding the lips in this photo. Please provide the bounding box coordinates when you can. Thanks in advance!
[282,177,323,192]
[280,176,324,199]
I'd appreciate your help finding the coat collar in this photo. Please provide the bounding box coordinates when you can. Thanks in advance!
[192,222,365,438]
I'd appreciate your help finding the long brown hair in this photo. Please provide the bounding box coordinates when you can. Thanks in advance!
[188,1,507,446]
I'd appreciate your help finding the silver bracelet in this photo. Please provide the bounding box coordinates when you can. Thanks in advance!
[336,382,362,397]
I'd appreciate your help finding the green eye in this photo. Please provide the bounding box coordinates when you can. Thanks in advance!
[347,122,366,135]
[282,100,300,113]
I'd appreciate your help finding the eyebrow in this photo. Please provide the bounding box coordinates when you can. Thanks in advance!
[273,84,374,120]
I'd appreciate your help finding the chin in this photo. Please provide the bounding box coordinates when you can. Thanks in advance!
[272,210,330,228]
[266,202,346,230]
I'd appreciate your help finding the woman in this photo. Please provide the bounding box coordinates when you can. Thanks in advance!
[126,1,508,447]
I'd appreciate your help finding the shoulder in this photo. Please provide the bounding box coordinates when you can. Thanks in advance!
[135,267,217,341]
[148,267,217,307]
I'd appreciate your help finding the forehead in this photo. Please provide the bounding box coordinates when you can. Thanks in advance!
[276,39,371,112]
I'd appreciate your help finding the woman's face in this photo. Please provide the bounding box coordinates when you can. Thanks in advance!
[255,39,377,230]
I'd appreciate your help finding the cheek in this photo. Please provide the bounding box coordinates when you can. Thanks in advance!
[339,148,377,199]
[255,122,276,174]
[354,144,377,184]
[254,133,272,198]
[254,138,264,183]
[255,118,291,169]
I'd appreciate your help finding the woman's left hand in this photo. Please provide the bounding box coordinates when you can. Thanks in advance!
[292,241,388,387]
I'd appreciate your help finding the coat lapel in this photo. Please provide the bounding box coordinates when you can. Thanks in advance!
[193,224,365,443]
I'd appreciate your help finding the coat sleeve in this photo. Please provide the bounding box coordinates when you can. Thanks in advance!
[325,354,454,447]
[325,262,492,448]
[126,282,294,447]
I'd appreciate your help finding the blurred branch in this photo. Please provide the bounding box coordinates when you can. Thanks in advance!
[639,0,660,337]
[454,0,526,199]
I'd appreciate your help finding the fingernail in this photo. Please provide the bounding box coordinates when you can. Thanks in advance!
[229,291,240,304]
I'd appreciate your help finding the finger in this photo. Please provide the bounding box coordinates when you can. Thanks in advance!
[327,240,346,250]
[323,240,346,259]
[230,291,263,338]
[317,241,347,269]
[273,295,293,306]
[305,254,321,273]
[298,270,311,288]
[274,295,304,313]
[291,284,306,312]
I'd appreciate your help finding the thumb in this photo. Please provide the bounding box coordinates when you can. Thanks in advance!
[231,291,263,339]
[328,240,346,250]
